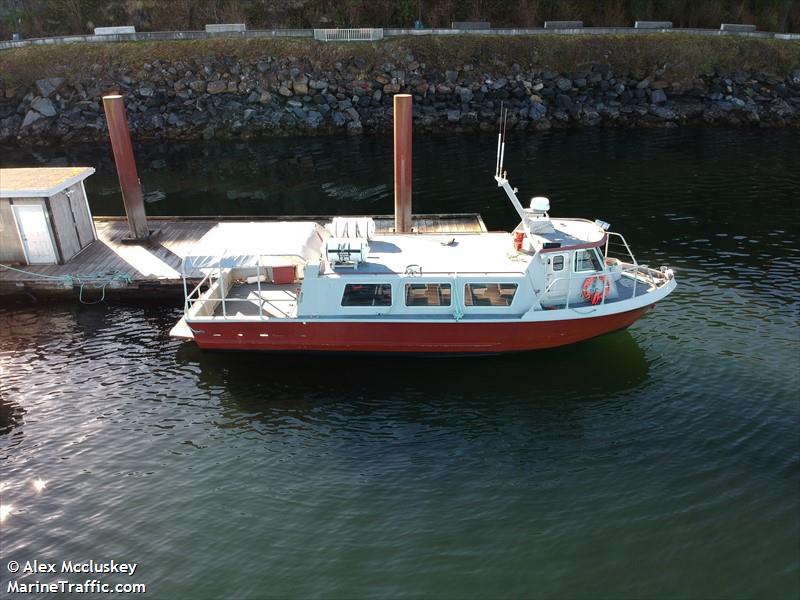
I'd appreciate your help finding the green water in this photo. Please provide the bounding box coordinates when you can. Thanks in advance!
[1,129,799,599]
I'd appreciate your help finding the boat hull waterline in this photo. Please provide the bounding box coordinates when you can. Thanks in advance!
[188,305,654,354]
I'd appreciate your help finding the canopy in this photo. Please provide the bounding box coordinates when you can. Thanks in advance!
[183,221,329,271]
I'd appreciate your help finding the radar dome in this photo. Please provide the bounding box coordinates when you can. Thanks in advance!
[530,196,550,212]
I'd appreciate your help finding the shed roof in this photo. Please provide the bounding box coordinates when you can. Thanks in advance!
[0,167,96,198]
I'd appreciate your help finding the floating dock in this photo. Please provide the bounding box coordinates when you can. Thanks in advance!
[0,214,487,301]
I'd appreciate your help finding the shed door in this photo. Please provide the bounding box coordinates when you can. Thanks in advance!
[13,204,57,264]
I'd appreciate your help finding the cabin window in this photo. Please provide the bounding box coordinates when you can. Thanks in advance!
[341,283,392,307]
[405,283,452,306]
[464,283,518,306]
[596,248,606,265]
[574,249,602,273]
[551,255,565,271]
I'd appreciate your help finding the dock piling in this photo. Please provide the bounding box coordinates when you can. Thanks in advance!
[393,94,413,233]
[102,94,150,241]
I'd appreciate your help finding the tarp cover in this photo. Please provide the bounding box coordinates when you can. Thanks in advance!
[183,221,329,270]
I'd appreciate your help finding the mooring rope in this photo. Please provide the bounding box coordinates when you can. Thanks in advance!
[0,263,132,304]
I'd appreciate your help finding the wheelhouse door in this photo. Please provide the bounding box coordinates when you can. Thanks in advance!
[544,253,569,300]
[12,204,57,264]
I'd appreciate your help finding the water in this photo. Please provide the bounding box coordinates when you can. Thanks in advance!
[1,129,799,599]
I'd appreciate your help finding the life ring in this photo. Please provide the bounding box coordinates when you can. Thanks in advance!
[582,275,610,305]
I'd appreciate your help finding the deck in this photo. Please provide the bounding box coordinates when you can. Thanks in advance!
[212,283,301,318]
[0,214,487,301]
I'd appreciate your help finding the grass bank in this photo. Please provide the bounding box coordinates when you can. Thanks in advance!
[1,35,799,88]
[4,0,799,36]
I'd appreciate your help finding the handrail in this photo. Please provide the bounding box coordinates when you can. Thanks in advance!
[604,231,638,266]
[184,270,215,316]
[540,262,665,308]
[186,271,213,300]
[186,292,290,320]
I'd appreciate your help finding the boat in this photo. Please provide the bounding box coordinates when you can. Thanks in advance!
[170,130,676,354]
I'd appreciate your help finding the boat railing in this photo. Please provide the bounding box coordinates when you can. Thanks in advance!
[604,231,639,265]
[185,263,303,321]
[184,271,215,315]
[191,295,283,320]
[540,262,665,309]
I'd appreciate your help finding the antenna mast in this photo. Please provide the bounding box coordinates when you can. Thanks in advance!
[493,106,526,220]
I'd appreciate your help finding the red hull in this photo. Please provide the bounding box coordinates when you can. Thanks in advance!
[188,306,653,354]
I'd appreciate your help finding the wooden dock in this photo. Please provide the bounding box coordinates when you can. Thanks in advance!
[0,214,487,301]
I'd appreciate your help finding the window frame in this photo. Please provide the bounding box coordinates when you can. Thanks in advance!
[340,283,393,307]
[463,283,518,307]
[573,249,603,273]
[404,283,452,307]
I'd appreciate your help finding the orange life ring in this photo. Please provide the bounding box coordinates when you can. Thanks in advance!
[582,275,610,305]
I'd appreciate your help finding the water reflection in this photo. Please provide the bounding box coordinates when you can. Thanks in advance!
[0,392,25,437]
[2,130,798,240]
[174,330,649,421]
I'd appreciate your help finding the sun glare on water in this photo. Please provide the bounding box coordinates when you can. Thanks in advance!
[0,504,13,522]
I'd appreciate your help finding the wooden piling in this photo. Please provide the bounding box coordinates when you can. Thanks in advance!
[102,95,149,240]
[393,94,413,233]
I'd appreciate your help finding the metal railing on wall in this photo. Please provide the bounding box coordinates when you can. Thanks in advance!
[313,28,384,42]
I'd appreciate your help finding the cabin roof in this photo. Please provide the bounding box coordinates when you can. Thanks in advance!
[331,219,605,276]
[333,232,530,276]
[0,167,95,198]
[534,218,606,250]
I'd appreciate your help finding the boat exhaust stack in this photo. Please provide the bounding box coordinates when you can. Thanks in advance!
[102,94,149,241]
[393,93,413,233]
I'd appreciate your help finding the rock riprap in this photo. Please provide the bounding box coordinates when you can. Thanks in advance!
[1,59,798,144]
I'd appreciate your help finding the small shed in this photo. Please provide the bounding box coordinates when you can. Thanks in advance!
[0,167,96,265]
